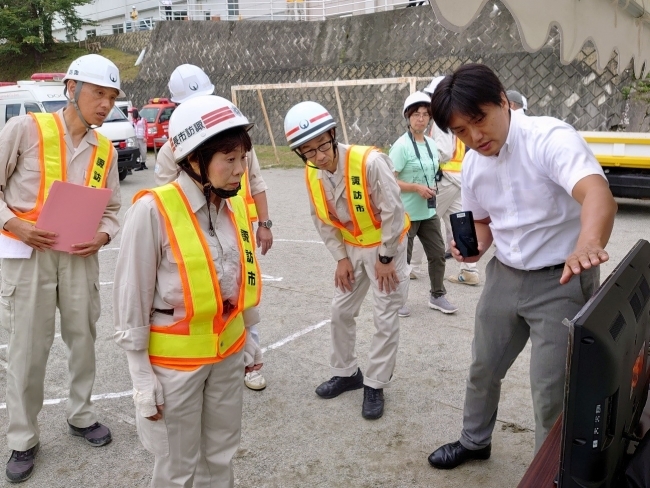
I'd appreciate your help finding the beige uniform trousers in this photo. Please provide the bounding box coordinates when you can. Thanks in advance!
[136,350,244,488]
[330,241,408,389]
[435,171,477,273]
[1,250,101,451]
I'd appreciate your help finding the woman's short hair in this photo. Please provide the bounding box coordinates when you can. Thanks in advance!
[405,102,432,120]
[430,63,506,133]
[187,126,253,166]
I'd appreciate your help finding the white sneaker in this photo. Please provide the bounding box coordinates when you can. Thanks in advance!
[428,294,459,314]
[244,370,267,391]
[446,269,480,286]
[398,306,411,317]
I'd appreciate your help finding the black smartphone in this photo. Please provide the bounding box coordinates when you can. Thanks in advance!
[449,211,480,258]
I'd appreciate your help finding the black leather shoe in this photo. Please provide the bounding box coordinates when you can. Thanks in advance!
[6,443,39,483]
[444,252,453,260]
[315,368,363,399]
[428,440,491,469]
[362,386,384,420]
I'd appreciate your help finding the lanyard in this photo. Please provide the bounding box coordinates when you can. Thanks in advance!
[407,131,438,191]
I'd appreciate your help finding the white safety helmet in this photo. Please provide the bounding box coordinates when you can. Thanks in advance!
[403,91,432,118]
[63,54,125,97]
[423,76,446,96]
[168,95,253,163]
[168,64,215,104]
[284,101,337,150]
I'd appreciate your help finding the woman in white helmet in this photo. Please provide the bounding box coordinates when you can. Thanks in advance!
[155,63,271,391]
[284,101,410,420]
[114,95,261,487]
[389,92,459,316]
[0,53,122,483]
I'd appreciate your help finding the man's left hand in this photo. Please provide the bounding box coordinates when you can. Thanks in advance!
[375,260,399,293]
[71,232,110,257]
[256,226,273,255]
[561,243,609,285]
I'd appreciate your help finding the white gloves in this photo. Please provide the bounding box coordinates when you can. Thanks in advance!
[125,349,164,418]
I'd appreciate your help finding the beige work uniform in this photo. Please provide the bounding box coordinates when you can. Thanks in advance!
[114,172,255,488]
[310,144,408,389]
[0,110,121,452]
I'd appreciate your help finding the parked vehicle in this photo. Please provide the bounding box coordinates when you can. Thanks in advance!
[139,97,177,148]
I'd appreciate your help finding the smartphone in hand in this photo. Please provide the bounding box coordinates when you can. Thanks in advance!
[449,211,480,258]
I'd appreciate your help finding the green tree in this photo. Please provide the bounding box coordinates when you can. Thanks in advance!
[0,0,94,56]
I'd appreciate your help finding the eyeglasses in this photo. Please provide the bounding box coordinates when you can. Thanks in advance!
[300,140,333,160]
[411,112,430,120]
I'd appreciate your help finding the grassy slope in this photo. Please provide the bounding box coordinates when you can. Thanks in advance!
[0,44,139,82]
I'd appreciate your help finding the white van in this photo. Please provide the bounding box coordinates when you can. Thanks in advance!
[0,75,139,181]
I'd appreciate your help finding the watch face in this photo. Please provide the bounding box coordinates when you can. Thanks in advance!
[262,220,272,228]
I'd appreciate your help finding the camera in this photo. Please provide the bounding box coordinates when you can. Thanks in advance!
[427,194,437,209]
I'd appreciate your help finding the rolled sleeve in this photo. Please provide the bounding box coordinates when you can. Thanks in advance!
[113,197,161,351]
[247,148,268,196]
[367,151,406,257]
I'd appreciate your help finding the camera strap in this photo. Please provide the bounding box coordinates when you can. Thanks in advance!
[407,131,438,191]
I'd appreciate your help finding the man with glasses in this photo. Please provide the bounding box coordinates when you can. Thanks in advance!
[283,101,410,420]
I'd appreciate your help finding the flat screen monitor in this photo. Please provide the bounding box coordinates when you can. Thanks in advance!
[559,239,650,487]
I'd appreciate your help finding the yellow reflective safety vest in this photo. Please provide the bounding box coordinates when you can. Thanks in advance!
[134,183,261,371]
[1,112,113,239]
[306,145,409,247]
[239,167,257,221]
[440,136,465,173]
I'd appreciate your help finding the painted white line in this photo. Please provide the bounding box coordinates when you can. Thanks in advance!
[99,247,120,253]
[0,390,133,410]
[274,238,324,244]
[100,281,113,286]
[262,274,283,282]
[261,319,331,353]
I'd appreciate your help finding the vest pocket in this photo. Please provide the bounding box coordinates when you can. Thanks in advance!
[0,281,16,334]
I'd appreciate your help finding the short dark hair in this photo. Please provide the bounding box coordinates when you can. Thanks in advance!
[405,102,432,119]
[185,126,253,166]
[430,63,506,132]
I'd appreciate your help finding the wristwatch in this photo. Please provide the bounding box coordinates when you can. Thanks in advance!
[378,254,393,264]
[259,219,273,229]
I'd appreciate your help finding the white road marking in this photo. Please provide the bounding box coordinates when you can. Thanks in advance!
[100,281,114,286]
[262,319,331,353]
[262,274,283,282]
[0,390,133,410]
[274,238,324,244]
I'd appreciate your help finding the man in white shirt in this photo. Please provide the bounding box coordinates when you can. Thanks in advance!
[427,63,617,469]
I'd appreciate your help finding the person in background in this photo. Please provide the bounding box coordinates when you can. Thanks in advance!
[427,63,616,470]
[114,95,261,487]
[424,76,480,286]
[154,64,271,391]
[390,91,458,317]
[132,108,148,171]
[506,90,528,113]
[284,101,410,420]
[0,54,121,483]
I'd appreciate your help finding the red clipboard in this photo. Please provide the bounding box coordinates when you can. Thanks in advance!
[35,180,113,253]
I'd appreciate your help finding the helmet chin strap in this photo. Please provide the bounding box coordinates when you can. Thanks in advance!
[179,154,241,236]
[63,82,97,131]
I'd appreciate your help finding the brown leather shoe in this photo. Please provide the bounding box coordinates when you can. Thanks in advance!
[6,443,39,483]
[68,422,112,447]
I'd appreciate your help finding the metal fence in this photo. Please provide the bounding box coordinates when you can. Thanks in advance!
[158,0,420,22]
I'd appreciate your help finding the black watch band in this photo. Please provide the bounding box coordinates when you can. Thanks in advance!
[378,254,393,264]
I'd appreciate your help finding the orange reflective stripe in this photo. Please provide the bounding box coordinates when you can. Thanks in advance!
[136,184,260,369]
[240,169,258,222]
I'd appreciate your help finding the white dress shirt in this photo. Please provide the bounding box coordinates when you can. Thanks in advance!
[461,110,606,270]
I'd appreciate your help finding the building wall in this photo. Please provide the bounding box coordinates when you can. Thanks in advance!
[101,1,631,146]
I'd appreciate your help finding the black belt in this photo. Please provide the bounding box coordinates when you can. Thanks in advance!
[154,308,174,316]
[536,263,565,271]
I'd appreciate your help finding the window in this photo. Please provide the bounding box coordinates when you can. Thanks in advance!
[173,10,188,20]
[5,104,21,123]
[86,29,96,38]
[159,107,175,123]
[24,103,41,114]
[204,11,211,20]
[228,0,239,16]
[112,24,124,35]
